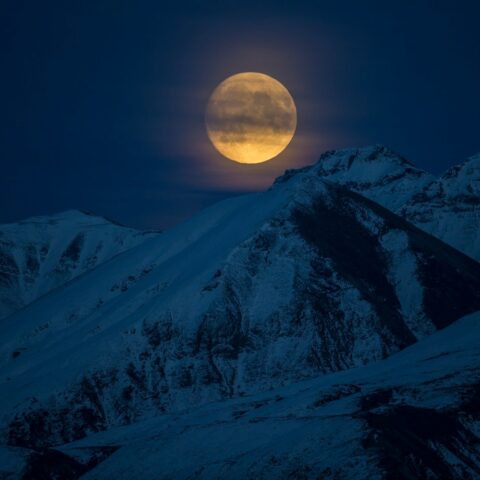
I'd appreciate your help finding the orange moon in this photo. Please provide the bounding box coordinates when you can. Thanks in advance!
[205,72,297,164]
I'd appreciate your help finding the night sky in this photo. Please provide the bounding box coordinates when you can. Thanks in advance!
[1,1,479,229]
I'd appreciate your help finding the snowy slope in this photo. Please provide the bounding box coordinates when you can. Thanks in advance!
[290,145,480,260]
[1,168,480,451]
[400,153,480,261]
[3,311,480,479]
[0,210,157,319]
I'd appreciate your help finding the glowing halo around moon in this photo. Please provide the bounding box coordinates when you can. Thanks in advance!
[205,72,297,164]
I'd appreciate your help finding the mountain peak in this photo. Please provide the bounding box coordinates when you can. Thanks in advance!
[312,144,421,178]
[275,145,434,212]
[275,145,422,186]
[2,210,143,233]
[12,209,105,227]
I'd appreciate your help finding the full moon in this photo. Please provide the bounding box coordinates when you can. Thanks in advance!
[205,72,297,164]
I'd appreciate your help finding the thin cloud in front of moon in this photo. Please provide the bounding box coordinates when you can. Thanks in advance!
[206,72,297,164]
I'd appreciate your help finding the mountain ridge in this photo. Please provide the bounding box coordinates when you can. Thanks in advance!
[306,145,480,260]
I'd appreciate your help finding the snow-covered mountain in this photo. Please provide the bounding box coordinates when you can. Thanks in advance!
[1,146,480,478]
[0,210,157,320]
[2,311,479,479]
[297,144,436,211]
[296,145,480,261]
[400,153,480,262]
[1,164,480,454]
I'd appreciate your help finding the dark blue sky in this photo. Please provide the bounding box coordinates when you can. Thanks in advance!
[1,1,479,229]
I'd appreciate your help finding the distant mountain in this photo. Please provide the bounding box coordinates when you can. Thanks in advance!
[0,210,158,320]
[294,145,480,261]
[1,163,479,452]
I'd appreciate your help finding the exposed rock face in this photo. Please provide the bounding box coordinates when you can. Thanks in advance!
[4,312,478,480]
[0,210,157,319]
[1,167,480,450]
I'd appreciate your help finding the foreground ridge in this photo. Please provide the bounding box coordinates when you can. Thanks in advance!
[3,311,480,479]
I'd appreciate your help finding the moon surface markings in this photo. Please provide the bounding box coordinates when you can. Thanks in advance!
[206,72,297,164]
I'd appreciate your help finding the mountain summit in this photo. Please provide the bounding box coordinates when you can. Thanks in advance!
[281,144,435,211]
